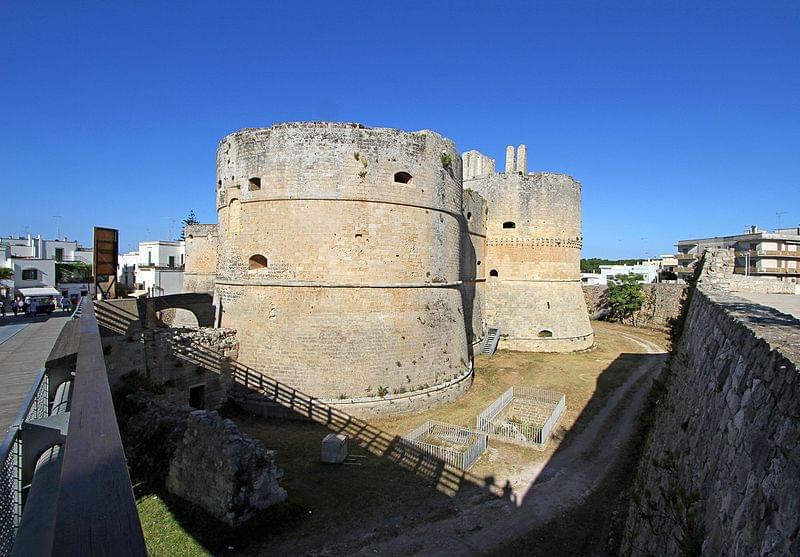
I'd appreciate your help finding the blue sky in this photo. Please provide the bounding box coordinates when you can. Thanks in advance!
[1,1,798,258]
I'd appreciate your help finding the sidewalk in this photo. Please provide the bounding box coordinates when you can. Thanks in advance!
[0,314,71,433]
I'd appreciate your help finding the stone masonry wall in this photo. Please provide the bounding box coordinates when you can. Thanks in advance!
[167,410,287,526]
[699,248,796,294]
[466,170,593,351]
[583,283,687,331]
[214,122,470,403]
[461,189,487,346]
[184,223,217,294]
[621,287,800,555]
[144,327,238,410]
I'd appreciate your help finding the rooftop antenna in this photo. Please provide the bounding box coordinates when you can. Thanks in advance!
[776,211,787,230]
[168,218,176,240]
[53,215,63,240]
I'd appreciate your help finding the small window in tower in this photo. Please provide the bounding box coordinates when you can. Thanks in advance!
[467,212,472,220]
[393,171,413,184]
[249,254,268,270]
[248,177,262,191]
[503,221,516,229]
[477,260,482,266]
[217,180,222,188]
[489,269,498,277]
[538,330,553,338]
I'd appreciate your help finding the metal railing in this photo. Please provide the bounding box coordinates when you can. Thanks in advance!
[402,421,488,471]
[0,298,145,557]
[476,386,566,450]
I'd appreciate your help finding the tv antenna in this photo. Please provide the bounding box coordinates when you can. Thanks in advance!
[53,215,63,240]
[168,218,176,240]
[776,212,787,229]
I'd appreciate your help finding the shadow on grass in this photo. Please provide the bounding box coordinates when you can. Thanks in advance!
[132,334,668,555]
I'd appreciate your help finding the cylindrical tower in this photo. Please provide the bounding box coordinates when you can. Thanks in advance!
[460,189,487,348]
[472,171,593,351]
[214,122,471,408]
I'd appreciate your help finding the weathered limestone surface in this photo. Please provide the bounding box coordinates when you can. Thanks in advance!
[465,170,593,351]
[167,410,287,526]
[184,223,218,295]
[215,122,470,403]
[461,189,487,346]
[700,248,796,294]
[144,326,237,409]
[621,286,800,555]
[583,283,687,330]
[461,150,495,180]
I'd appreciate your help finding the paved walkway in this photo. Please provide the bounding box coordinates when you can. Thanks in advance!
[0,314,70,434]
[733,292,800,321]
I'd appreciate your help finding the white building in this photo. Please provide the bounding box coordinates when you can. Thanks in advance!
[0,235,93,303]
[581,262,660,286]
[0,234,93,263]
[676,226,800,281]
[117,240,185,297]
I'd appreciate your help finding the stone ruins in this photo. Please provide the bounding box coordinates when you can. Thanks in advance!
[184,122,592,412]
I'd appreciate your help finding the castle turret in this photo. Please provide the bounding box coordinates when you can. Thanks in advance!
[463,149,593,352]
[213,122,471,411]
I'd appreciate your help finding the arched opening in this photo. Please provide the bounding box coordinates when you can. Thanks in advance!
[248,177,261,191]
[393,171,413,184]
[249,254,268,270]
[489,269,498,277]
[538,329,553,338]
[503,221,516,229]
[156,308,200,328]
[467,211,472,220]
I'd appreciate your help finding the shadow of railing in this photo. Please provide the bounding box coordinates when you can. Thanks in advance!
[94,301,140,337]
[167,338,503,499]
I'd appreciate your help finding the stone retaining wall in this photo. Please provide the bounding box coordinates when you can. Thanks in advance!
[621,286,800,555]
[699,248,796,294]
[583,283,687,331]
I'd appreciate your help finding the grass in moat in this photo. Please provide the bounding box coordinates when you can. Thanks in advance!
[136,321,668,555]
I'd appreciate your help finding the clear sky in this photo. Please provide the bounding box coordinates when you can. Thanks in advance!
[1,1,798,258]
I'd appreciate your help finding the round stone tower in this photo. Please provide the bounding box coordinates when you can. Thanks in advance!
[214,122,471,410]
[470,169,594,352]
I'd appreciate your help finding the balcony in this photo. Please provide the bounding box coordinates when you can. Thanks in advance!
[137,264,185,271]
[675,253,698,261]
[734,266,800,276]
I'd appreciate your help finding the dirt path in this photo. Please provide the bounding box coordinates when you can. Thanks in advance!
[326,331,669,556]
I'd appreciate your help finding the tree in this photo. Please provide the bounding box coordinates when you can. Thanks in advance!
[180,210,199,240]
[607,272,645,325]
[0,267,13,280]
[56,263,92,284]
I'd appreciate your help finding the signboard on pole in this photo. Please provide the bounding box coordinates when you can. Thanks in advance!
[93,227,119,298]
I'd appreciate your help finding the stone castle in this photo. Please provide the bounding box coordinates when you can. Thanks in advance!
[185,122,592,412]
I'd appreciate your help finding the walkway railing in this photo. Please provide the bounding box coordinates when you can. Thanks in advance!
[0,298,145,557]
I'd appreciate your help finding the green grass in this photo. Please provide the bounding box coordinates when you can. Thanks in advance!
[136,487,307,556]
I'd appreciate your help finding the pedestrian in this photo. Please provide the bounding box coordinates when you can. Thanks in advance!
[0,299,5,318]
[11,298,18,316]
[28,298,37,317]
[61,296,71,313]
